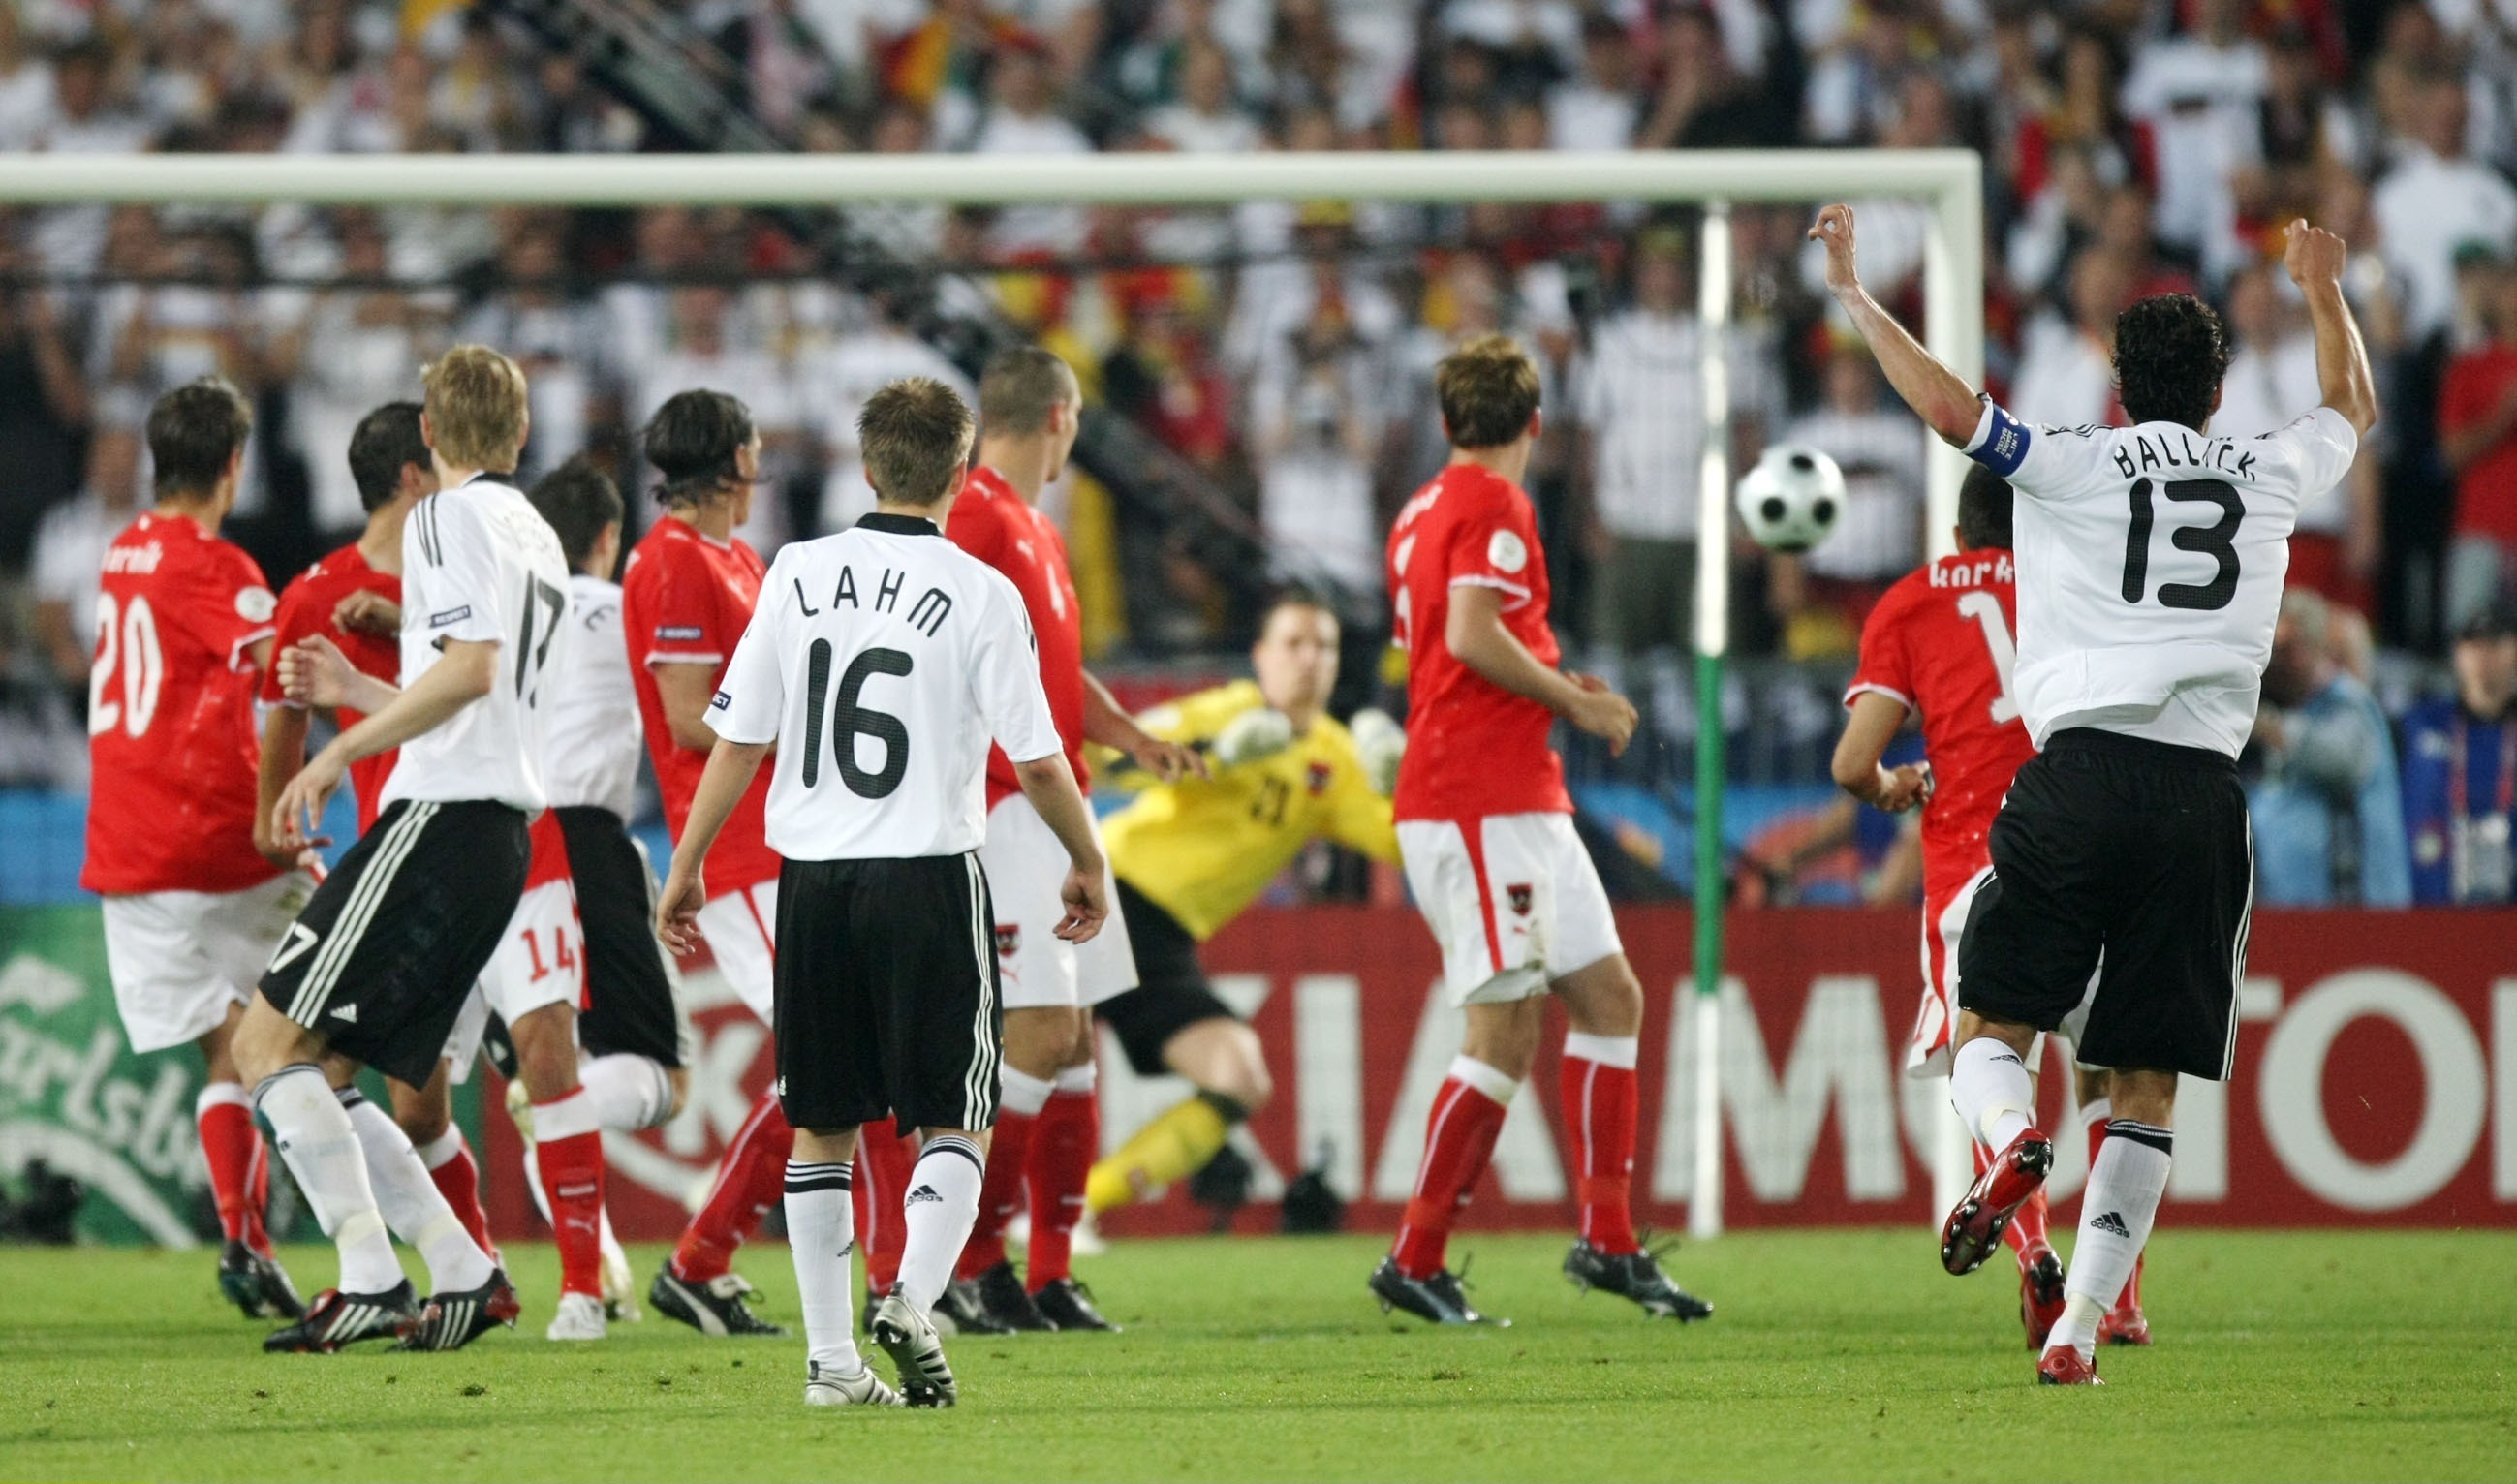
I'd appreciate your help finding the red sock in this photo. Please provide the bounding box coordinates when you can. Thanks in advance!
[855,1119,914,1295]
[196,1085,265,1251]
[1026,1083,1099,1290]
[532,1093,607,1299]
[245,1130,273,1255]
[1561,1046,1640,1257]
[672,1091,792,1283]
[2117,1250,2145,1313]
[417,1127,496,1260]
[1390,1068,1511,1280]
[958,1106,1036,1281]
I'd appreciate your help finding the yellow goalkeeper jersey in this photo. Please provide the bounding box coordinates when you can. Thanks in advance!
[1101,680,1399,941]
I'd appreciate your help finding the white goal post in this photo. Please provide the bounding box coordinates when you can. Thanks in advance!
[0,148,1985,1237]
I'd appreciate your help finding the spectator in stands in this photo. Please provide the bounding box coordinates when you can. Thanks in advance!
[2440,254,2517,630]
[966,39,1092,257]
[1547,14,1637,152]
[0,4,51,153]
[1252,298,1381,601]
[29,38,155,278]
[0,246,91,572]
[2007,245,2128,427]
[2219,260,2378,611]
[2249,589,2412,907]
[803,293,974,531]
[634,286,801,552]
[2402,600,2517,906]
[1776,344,1925,650]
[2118,0,2265,284]
[266,209,443,537]
[455,213,603,483]
[2372,75,2517,340]
[28,422,140,688]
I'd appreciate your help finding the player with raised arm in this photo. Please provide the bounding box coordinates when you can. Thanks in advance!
[1829,465,2072,1347]
[1083,591,1404,1217]
[239,346,571,1354]
[656,377,1106,1407]
[945,346,1205,1334]
[82,378,306,1322]
[1813,203,2377,1384]
[1371,334,1710,1326]
[253,403,505,1263]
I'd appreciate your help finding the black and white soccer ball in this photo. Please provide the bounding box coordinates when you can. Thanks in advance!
[1735,445,1846,553]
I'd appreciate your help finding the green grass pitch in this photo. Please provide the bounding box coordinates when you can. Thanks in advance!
[4,1230,2510,1482]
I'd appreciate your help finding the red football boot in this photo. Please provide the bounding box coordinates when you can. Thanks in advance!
[2036,1347,2102,1386]
[2098,1252,2153,1346]
[1941,1129,2054,1277]
[2018,1241,2066,1349]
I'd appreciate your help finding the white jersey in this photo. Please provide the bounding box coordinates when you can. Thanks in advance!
[1965,400,2358,757]
[542,573,642,820]
[381,476,573,815]
[709,512,1063,861]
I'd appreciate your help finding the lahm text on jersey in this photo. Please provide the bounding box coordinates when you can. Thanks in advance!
[792,563,955,639]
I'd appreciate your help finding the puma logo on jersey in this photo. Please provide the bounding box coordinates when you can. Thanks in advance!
[267,923,319,974]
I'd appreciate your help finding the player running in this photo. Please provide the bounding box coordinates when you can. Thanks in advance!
[82,378,307,1322]
[944,346,1203,1334]
[1815,203,2377,1384]
[242,345,569,1354]
[1084,591,1404,1216]
[1371,335,1710,1326]
[1830,465,2071,1347]
[658,376,1107,1407]
[622,389,801,1337]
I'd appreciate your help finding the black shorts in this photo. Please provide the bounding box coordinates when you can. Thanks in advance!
[1097,879,1240,1077]
[773,851,1001,1132]
[555,806,683,1069]
[259,799,530,1088]
[1956,728,2254,1080]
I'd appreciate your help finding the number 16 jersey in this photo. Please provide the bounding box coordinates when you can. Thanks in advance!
[383,476,572,815]
[1964,401,2358,757]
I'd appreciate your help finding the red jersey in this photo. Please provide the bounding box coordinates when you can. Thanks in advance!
[2439,344,2517,542]
[947,466,1088,809]
[260,541,400,833]
[1844,550,2037,908]
[622,515,781,890]
[1385,462,1572,822]
[81,512,281,896]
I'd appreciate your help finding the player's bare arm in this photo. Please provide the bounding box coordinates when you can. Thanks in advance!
[1445,582,1637,756]
[277,633,398,716]
[1831,690,1933,813]
[2284,219,2379,438]
[271,636,498,852]
[652,660,730,752]
[332,589,400,637]
[253,704,316,869]
[655,737,774,955]
[1807,204,1984,446]
[1013,750,1110,943]
[1085,669,1210,782]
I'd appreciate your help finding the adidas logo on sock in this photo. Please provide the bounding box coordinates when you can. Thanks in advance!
[905,1185,941,1207]
[2090,1210,2130,1238]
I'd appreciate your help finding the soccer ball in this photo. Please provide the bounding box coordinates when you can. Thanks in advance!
[1735,445,1846,553]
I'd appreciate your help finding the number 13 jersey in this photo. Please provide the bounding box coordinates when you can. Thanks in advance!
[383,476,572,815]
[1965,400,2358,757]
[709,512,1064,861]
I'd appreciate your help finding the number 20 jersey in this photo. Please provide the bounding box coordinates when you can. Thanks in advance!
[383,477,572,816]
[1964,401,2357,757]
[1845,551,2036,910]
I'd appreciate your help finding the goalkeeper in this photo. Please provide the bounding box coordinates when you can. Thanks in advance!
[1086,591,1403,1214]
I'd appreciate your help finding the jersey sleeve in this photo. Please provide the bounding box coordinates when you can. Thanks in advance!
[1960,397,2093,499]
[1844,584,1916,713]
[971,572,1063,765]
[2258,406,2359,500]
[1441,484,1540,606]
[408,498,507,647]
[706,555,786,746]
[180,543,280,672]
[635,540,730,666]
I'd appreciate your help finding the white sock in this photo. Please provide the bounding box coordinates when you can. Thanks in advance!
[1948,1037,2036,1152]
[1000,1066,1054,1118]
[784,1159,864,1380]
[895,1134,984,1314]
[2047,1120,2173,1360]
[1562,1032,1640,1068]
[338,1089,495,1294]
[415,1125,468,1173]
[2080,1095,2112,1133]
[1054,1061,1096,1095]
[580,1053,673,1131]
[1446,1054,1520,1105]
[254,1066,401,1295]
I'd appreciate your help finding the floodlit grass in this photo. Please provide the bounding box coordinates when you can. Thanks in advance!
[3,1230,2509,1481]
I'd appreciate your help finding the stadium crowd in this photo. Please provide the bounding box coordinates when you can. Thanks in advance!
[0,0,2511,907]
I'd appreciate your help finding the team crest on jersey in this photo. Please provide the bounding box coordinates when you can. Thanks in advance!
[995,924,1020,959]
[1507,883,1534,915]
[1305,761,1332,795]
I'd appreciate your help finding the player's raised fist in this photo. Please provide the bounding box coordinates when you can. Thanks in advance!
[1808,204,1861,294]
[278,634,357,708]
[2284,218,2348,294]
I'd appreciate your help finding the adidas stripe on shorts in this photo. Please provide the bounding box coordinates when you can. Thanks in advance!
[258,799,531,1086]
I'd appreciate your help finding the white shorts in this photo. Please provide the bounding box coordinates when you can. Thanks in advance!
[1913,867,2061,1079]
[100,872,316,1054]
[981,793,1136,1011]
[441,985,490,1085]
[1397,813,1623,1007]
[697,876,779,1022]
[476,876,584,1027]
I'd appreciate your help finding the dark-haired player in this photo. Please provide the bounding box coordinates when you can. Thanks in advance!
[1815,205,2377,1383]
[83,378,305,1321]
[1371,335,1709,1326]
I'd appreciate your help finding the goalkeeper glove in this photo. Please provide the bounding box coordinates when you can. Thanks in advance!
[1212,706,1296,769]
[1351,707,1405,796]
